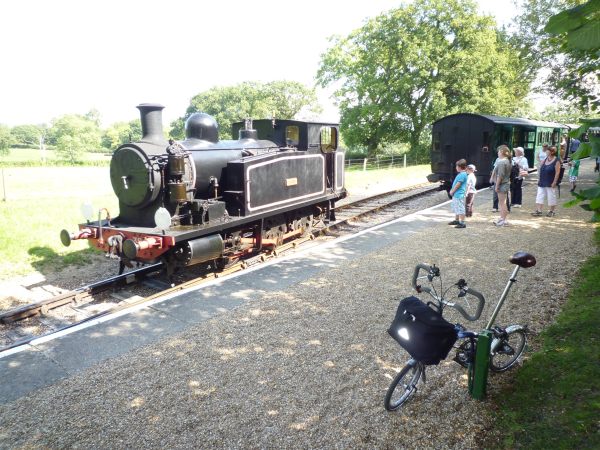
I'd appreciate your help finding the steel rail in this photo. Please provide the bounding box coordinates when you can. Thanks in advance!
[0,262,164,324]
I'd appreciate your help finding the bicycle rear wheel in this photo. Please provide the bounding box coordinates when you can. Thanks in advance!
[384,359,423,411]
[490,329,527,372]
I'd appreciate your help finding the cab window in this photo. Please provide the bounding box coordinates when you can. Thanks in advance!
[433,132,441,151]
[285,126,299,147]
[320,127,337,153]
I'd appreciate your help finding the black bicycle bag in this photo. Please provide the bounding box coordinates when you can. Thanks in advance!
[388,296,457,365]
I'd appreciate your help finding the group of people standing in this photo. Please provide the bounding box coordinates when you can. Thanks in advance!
[448,142,581,228]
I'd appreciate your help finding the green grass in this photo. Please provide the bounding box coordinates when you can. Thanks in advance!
[344,164,431,192]
[489,227,600,449]
[0,167,118,279]
[1,148,110,166]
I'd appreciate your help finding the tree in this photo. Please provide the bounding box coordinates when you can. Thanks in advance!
[528,101,590,123]
[513,0,599,112]
[49,114,102,163]
[317,0,528,158]
[102,120,142,149]
[546,0,600,221]
[0,125,14,156]
[170,81,321,140]
[10,124,45,147]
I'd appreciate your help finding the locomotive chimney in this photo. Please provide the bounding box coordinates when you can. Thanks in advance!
[137,103,167,144]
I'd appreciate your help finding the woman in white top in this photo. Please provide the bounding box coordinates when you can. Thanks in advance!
[511,147,529,207]
[465,164,477,217]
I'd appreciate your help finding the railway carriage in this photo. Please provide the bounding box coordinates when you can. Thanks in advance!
[427,113,570,190]
[61,104,346,275]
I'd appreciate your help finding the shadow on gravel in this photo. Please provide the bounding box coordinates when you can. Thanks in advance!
[27,245,96,281]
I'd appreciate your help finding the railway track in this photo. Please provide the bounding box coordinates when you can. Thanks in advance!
[0,183,443,352]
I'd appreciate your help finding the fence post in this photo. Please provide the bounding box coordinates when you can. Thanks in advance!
[363,158,368,171]
[391,155,394,168]
[403,154,407,168]
[1,169,6,202]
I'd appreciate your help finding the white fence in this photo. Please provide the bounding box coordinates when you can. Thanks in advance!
[345,155,421,171]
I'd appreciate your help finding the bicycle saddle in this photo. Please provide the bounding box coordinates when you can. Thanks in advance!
[509,252,536,268]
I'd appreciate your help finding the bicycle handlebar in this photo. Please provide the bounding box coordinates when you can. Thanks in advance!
[411,263,485,321]
[452,287,485,321]
[411,263,434,294]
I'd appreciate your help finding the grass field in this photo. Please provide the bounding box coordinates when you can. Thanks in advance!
[489,227,600,449]
[345,164,431,195]
[0,167,118,279]
[1,147,110,165]
[0,164,432,280]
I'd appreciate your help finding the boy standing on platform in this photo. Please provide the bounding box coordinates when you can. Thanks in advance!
[465,164,477,217]
[448,159,468,228]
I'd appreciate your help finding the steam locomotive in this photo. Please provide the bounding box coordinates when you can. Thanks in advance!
[60,104,346,274]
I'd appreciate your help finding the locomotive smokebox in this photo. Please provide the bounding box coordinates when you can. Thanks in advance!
[137,103,168,145]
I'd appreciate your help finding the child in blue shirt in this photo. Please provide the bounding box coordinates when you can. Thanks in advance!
[448,159,468,228]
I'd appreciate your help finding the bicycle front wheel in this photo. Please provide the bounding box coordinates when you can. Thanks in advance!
[384,359,423,411]
[490,329,527,372]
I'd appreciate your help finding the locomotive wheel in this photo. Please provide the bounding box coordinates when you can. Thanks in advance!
[264,225,285,246]
[301,214,313,235]
[290,215,313,237]
[263,217,286,247]
[215,256,240,271]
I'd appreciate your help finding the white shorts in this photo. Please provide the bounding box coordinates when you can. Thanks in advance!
[536,186,557,206]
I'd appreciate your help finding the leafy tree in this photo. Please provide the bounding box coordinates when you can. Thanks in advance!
[528,101,591,123]
[49,114,102,163]
[513,0,599,112]
[546,0,600,221]
[317,0,528,158]
[10,124,45,147]
[170,81,321,140]
[0,125,14,156]
[102,120,142,149]
[85,108,102,126]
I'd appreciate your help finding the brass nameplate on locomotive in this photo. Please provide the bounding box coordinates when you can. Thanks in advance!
[285,177,298,187]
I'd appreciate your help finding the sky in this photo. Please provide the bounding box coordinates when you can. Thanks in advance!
[0,0,516,128]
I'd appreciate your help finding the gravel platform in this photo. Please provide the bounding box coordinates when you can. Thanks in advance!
[0,161,597,449]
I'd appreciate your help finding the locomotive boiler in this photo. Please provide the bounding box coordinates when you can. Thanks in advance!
[60,104,346,275]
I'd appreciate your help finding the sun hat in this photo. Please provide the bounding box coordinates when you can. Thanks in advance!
[467,164,477,171]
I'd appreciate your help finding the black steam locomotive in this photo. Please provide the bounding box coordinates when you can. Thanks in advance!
[61,104,346,274]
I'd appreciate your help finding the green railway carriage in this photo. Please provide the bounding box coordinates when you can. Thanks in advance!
[428,113,570,189]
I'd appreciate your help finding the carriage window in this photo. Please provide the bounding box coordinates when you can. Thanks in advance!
[285,126,299,147]
[482,131,490,152]
[320,127,337,153]
[538,132,542,143]
[433,132,441,151]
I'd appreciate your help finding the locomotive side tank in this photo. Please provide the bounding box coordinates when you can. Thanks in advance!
[61,103,346,274]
